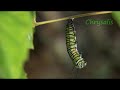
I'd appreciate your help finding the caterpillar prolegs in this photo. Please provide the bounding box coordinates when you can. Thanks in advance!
[65,19,87,69]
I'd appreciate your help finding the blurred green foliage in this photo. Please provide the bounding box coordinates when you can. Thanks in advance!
[0,12,33,78]
[112,11,120,26]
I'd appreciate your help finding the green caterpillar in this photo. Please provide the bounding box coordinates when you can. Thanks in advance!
[65,19,87,69]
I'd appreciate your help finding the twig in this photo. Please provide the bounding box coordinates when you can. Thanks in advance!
[34,11,112,27]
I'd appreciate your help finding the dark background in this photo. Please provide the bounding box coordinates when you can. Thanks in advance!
[24,11,120,79]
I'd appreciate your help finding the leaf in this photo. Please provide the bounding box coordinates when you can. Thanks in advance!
[28,11,36,49]
[0,11,33,78]
[112,11,120,27]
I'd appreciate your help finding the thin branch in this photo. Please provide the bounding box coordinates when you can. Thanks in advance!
[35,11,112,27]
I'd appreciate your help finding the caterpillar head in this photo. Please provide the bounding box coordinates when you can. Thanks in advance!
[76,60,87,69]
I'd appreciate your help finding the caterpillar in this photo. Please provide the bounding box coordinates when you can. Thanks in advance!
[65,18,87,69]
